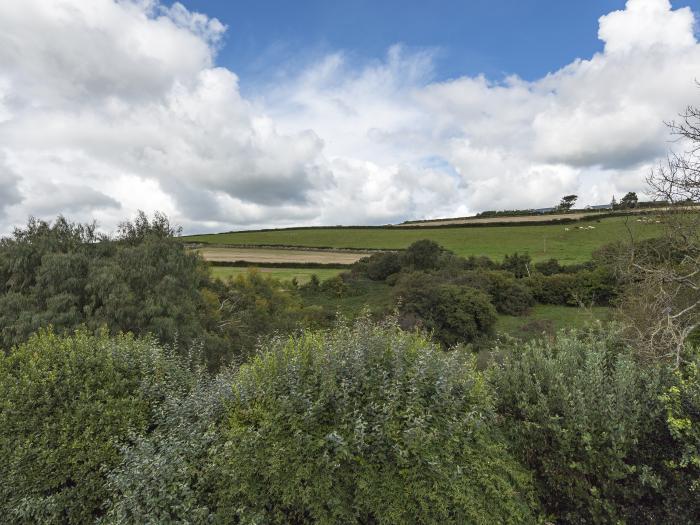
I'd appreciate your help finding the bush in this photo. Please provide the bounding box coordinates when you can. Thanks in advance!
[104,368,233,523]
[488,326,683,523]
[455,270,534,316]
[395,273,497,346]
[401,239,443,270]
[360,252,402,281]
[501,252,532,278]
[0,330,197,524]
[659,356,700,521]
[214,319,539,524]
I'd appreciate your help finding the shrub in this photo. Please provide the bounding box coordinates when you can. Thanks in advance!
[0,330,196,524]
[103,368,234,523]
[456,270,534,316]
[214,319,539,524]
[320,274,349,297]
[659,357,700,521]
[488,326,679,523]
[362,252,402,281]
[395,273,497,346]
[401,239,443,270]
[501,252,532,278]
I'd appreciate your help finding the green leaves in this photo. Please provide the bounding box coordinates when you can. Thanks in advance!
[215,318,537,524]
[0,330,196,524]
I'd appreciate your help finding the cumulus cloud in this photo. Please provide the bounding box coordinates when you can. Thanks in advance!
[0,0,698,234]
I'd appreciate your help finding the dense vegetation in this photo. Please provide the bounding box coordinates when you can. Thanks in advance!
[1,207,699,523]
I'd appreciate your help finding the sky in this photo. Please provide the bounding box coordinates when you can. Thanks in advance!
[0,0,699,234]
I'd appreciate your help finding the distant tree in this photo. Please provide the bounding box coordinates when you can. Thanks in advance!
[620,191,639,209]
[557,194,578,211]
[401,239,443,270]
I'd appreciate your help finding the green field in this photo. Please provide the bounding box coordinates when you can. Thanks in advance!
[210,266,342,283]
[186,216,663,264]
[496,304,611,339]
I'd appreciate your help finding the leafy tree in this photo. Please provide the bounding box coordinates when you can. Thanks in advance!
[0,330,197,524]
[359,251,402,281]
[401,239,443,270]
[557,194,578,211]
[620,191,639,208]
[214,318,539,524]
[395,273,497,346]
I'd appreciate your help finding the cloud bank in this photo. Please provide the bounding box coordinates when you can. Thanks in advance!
[0,0,698,233]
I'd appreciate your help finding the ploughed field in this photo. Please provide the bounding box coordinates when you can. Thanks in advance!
[186,216,663,265]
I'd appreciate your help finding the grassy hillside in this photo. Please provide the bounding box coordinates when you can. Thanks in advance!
[186,216,662,264]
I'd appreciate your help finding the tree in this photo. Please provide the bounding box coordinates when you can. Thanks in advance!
[558,194,578,211]
[395,273,497,346]
[618,102,700,366]
[620,191,639,209]
[401,239,443,270]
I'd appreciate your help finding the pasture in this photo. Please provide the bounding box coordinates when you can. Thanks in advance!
[211,266,342,283]
[186,216,663,264]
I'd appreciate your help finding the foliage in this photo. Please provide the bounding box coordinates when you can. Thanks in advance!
[454,270,534,315]
[400,239,443,270]
[557,194,578,211]
[620,191,639,209]
[103,368,234,524]
[204,270,304,363]
[355,251,402,280]
[658,356,700,520]
[501,252,532,278]
[0,329,196,524]
[395,273,497,346]
[488,326,690,523]
[214,318,539,524]
[0,213,210,350]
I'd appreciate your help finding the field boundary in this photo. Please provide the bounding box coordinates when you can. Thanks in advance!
[182,209,673,241]
[209,260,352,269]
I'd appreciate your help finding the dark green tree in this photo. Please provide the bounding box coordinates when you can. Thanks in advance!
[558,194,578,211]
[620,191,639,208]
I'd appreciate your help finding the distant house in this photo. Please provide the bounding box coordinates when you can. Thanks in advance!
[584,204,613,210]
[534,207,556,213]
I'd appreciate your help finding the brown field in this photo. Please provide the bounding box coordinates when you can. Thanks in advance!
[198,246,368,265]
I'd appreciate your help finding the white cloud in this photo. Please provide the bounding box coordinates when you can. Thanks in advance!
[0,0,698,234]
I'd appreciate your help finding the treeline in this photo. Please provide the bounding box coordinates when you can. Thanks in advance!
[0,214,303,368]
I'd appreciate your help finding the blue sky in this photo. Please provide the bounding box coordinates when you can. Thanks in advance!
[173,0,696,86]
[1,1,700,233]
